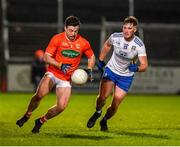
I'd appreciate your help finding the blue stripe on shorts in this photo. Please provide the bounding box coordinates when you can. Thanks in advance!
[102,67,134,92]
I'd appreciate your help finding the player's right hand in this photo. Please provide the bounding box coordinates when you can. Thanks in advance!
[128,63,139,72]
[84,68,93,82]
[97,60,106,76]
[60,63,71,74]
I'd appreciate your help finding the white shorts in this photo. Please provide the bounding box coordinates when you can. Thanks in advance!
[45,72,71,88]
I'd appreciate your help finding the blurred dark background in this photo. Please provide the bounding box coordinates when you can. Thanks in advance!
[0,0,180,93]
[5,0,180,23]
[1,0,180,60]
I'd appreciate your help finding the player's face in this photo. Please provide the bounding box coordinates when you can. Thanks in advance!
[122,23,137,41]
[65,26,79,41]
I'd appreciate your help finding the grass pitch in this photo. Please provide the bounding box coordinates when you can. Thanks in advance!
[0,92,180,146]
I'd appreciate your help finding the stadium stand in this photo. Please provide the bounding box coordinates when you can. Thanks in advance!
[6,0,180,23]
[1,0,180,93]
[9,26,56,58]
[1,0,180,60]
[3,0,180,61]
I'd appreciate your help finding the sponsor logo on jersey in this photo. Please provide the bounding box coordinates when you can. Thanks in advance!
[115,50,129,61]
[61,50,80,58]
[118,50,127,57]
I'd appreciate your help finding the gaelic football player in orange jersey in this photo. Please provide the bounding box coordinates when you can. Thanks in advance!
[16,16,95,133]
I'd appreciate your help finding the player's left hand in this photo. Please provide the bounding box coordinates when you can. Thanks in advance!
[84,69,93,82]
[128,63,139,72]
[97,60,106,77]
[60,64,71,74]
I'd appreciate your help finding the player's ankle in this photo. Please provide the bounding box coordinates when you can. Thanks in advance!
[96,108,102,114]
[25,112,32,118]
[40,116,47,124]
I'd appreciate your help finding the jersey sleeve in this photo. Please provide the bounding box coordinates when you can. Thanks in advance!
[134,36,147,56]
[83,41,94,58]
[45,34,59,56]
[137,45,147,56]
[107,33,123,45]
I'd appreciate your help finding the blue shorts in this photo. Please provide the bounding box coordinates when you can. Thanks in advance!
[102,67,134,92]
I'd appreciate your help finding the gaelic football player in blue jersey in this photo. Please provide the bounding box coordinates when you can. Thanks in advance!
[87,16,148,131]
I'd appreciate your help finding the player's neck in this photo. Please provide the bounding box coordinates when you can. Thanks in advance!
[65,33,77,42]
[124,35,134,42]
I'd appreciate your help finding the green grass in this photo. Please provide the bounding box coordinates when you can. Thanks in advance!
[0,93,180,146]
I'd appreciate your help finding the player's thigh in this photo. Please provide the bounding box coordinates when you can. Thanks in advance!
[112,86,127,107]
[36,75,54,96]
[99,79,114,99]
[56,87,71,109]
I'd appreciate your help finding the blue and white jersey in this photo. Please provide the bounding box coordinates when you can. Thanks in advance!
[106,32,146,76]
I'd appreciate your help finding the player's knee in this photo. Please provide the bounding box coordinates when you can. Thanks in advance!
[56,105,66,112]
[114,94,124,101]
[34,91,45,100]
[57,103,68,112]
[97,94,107,101]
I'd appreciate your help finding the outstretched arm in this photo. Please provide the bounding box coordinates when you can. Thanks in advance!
[84,54,95,82]
[87,54,96,69]
[99,39,112,61]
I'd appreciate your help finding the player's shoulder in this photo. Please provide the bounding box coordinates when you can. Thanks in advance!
[111,32,123,38]
[77,34,90,45]
[133,35,144,47]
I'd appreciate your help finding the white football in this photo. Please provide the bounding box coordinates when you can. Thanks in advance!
[71,69,88,85]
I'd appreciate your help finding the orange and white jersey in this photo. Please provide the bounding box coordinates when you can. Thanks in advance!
[45,32,94,81]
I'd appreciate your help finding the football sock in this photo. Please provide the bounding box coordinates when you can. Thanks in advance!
[96,108,102,114]
[103,116,107,121]
[25,112,32,118]
[40,116,47,124]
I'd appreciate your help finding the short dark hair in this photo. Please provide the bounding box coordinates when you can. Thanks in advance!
[123,16,138,26]
[65,16,80,27]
